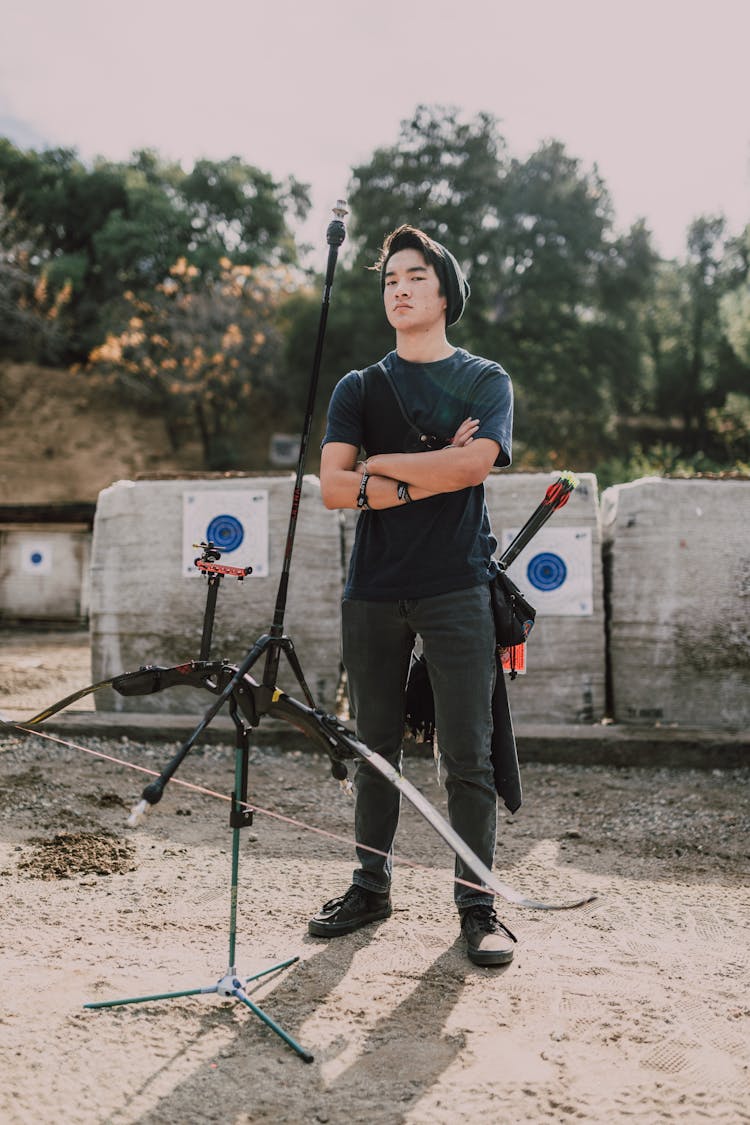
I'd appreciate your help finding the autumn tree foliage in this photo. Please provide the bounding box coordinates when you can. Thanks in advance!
[86,257,301,468]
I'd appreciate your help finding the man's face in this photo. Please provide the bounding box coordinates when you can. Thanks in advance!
[383,248,447,333]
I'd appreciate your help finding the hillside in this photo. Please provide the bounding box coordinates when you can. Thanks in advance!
[0,363,206,504]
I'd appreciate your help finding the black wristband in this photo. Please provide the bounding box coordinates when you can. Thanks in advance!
[356,468,370,509]
[397,481,412,503]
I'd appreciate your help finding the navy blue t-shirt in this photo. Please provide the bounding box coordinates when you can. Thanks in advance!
[323,348,513,601]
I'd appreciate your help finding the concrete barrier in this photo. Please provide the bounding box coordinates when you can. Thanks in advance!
[86,472,748,731]
[89,475,344,713]
[601,476,750,730]
[0,525,90,623]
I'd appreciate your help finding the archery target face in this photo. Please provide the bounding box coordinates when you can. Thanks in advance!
[182,490,269,577]
[500,526,593,615]
[19,537,53,575]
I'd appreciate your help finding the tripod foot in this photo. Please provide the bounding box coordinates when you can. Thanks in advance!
[218,974,313,1063]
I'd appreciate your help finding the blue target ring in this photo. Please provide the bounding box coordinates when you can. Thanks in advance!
[527,551,567,591]
[206,514,244,553]
[30,551,44,566]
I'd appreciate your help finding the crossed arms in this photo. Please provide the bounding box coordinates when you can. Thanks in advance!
[320,418,501,511]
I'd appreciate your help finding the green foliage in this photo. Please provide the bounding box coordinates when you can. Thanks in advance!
[180,157,309,269]
[706,392,750,462]
[644,217,749,454]
[347,105,508,263]
[0,139,311,361]
[594,440,750,492]
[0,249,72,362]
[286,106,748,480]
[282,262,393,439]
[719,226,750,366]
[342,109,660,467]
[720,285,750,366]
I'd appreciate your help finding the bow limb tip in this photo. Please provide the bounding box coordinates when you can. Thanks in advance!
[126,799,150,828]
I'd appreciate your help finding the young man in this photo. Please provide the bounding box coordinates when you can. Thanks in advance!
[309,225,516,966]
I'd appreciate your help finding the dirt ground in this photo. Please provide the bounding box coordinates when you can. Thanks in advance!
[1,634,750,1125]
[0,363,205,504]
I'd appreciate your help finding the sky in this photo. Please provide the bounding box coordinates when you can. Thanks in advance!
[1,0,748,260]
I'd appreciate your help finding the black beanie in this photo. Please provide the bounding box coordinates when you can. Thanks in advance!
[381,237,471,326]
[432,241,471,326]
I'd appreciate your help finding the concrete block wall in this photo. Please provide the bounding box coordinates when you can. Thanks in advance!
[89,476,344,713]
[0,526,90,622]
[75,472,750,731]
[601,477,750,730]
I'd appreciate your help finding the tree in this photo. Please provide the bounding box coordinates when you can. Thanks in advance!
[0,247,71,363]
[486,142,658,462]
[646,216,749,454]
[719,224,750,367]
[0,142,130,357]
[347,105,509,266]
[0,180,73,363]
[180,156,310,269]
[344,110,659,467]
[86,257,299,468]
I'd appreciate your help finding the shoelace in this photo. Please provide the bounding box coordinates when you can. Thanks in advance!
[322,885,369,913]
[465,907,518,943]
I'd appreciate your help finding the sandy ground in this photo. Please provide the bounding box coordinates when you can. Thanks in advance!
[1,633,750,1125]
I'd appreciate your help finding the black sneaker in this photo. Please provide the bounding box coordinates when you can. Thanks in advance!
[308,884,392,937]
[461,905,517,966]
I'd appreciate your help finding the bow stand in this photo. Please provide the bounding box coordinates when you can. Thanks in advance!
[83,201,352,1063]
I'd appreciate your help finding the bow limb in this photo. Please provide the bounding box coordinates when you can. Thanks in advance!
[264,684,596,911]
[1,661,232,730]
[1,677,116,727]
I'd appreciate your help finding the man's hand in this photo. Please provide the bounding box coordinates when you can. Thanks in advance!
[449,417,480,447]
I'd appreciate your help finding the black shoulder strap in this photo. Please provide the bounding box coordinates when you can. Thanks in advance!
[360,363,450,454]
[369,363,416,430]
[359,362,415,456]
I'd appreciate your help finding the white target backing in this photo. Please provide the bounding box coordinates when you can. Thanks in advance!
[500,526,593,615]
[182,490,269,577]
[19,536,54,575]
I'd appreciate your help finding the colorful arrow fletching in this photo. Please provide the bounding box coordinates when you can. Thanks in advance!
[498,471,580,570]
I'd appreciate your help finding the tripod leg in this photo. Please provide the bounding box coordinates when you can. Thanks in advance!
[280,637,317,708]
[243,955,300,985]
[84,984,218,1009]
[85,971,313,1062]
[229,980,314,1063]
